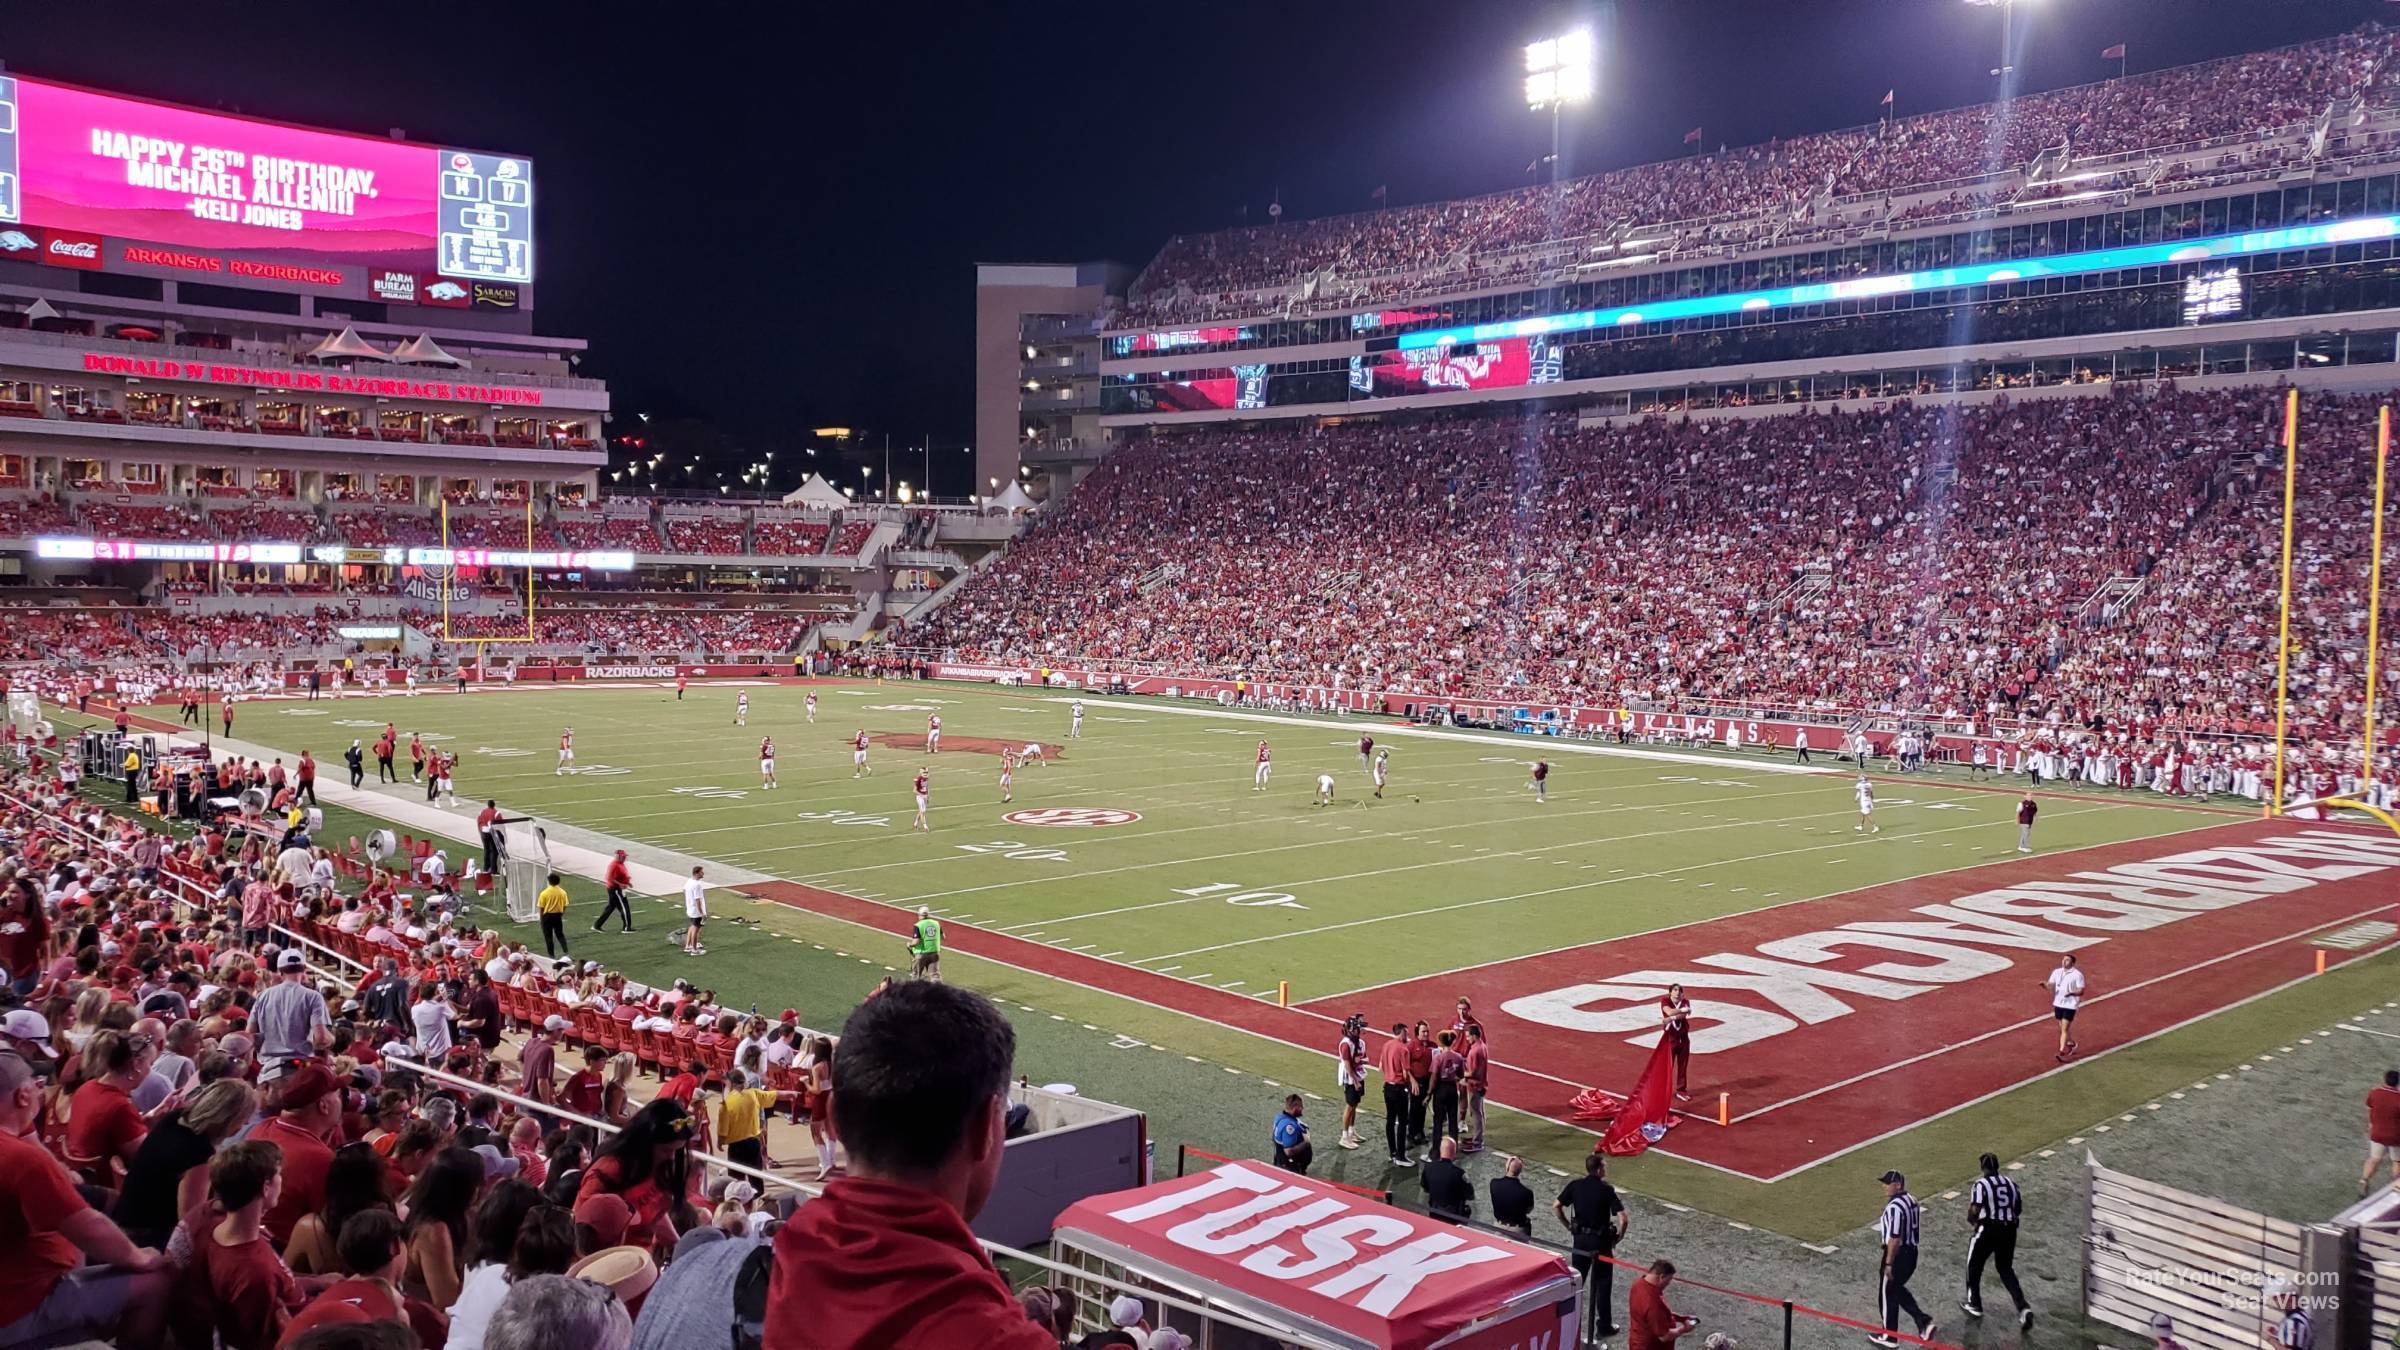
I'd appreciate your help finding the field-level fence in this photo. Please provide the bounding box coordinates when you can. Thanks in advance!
[2084,1157,2400,1350]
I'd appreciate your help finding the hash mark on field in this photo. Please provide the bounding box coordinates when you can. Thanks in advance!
[1154,965,1180,974]
[1098,951,1122,959]
[1800,1242,1839,1255]
[1656,1201,1692,1213]
[2038,1149,2056,1158]
[1221,980,1246,989]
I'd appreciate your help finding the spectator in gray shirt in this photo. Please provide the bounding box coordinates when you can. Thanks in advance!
[631,1235,768,1350]
[249,950,332,1075]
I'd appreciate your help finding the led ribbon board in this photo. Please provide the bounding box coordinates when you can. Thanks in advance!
[1394,214,2400,351]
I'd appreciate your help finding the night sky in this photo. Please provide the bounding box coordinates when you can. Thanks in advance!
[2,1,2385,492]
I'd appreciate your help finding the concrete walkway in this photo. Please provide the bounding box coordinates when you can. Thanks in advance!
[131,721,772,897]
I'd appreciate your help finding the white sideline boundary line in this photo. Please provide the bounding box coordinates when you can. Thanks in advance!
[1746,927,2400,1184]
[748,886,1762,1180]
[1733,903,2400,1126]
[1304,810,2257,1001]
[1042,695,1844,776]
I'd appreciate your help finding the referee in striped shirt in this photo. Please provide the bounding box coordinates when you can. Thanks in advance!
[1872,1170,1937,1348]
[2268,1280,2314,1350]
[1964,1152,2034,1330]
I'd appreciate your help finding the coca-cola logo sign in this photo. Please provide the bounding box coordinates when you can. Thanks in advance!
[40,229,103,269]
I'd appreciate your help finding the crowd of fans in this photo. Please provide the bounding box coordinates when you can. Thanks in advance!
[748,521,831,557]
[1125,27,2392,322]
[551,516,664,552]
[0,720,1231,1349]
[919,383,2400,747]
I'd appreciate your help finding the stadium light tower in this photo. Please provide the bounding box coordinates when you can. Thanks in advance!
[1525,28,1595,183]
[1965,0,2034,85]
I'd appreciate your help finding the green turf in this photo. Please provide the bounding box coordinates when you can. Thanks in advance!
[74,679,2368,1245]
[193,679,2227,996]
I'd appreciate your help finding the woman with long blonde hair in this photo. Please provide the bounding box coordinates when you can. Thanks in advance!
[63,986,109,1053]
[602,1052,638,1125]
[110,1077,258,1246]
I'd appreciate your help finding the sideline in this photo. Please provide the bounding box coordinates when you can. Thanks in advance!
[42,701,772,895]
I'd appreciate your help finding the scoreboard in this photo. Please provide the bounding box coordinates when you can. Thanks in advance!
[0,74,534,298]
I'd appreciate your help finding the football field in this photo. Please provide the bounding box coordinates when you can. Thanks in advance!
[131,677,2400,1226]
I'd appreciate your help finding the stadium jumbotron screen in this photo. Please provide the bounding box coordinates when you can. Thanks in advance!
[0,74,533,287]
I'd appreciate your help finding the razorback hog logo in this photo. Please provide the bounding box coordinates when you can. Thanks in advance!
[1107,1164,1513,1315]
[1502,830,2400,1053]
[1004,808,1138,828]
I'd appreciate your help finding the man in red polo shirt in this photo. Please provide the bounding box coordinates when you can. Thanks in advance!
[1378,1022,1416,1166]
[1627,1259,1697,1350]
[249,1064,341,1248]
[0,1052,169,1348]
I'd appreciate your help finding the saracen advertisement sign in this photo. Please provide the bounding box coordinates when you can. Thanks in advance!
[1055,1163,1576,1350]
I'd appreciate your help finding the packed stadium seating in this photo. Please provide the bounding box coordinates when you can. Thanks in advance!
[918,383,2399,743]
[79,502,214,542]
[552,513,664,551]
[1124,28,2394,322]
[749,520,831,556]
[662,514,747,555]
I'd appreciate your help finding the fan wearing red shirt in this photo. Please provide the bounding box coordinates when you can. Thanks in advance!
[66,1029,155,1171]
[178,1140,307,1350]
[250,1064,342,1248]
[2366,1069,2400,1196]
[278,1208,444,1348]
[0,1054,169,1348]
[767,982,1052,1350]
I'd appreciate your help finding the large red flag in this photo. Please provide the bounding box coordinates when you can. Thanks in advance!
[1566,1033,1679,1156]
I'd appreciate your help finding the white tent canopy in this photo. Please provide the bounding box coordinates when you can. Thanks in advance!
[22,298,60,323]
[783,474,849,508]
[305,325,390,362]
[390,334,466,367]
[989,481,1039,514]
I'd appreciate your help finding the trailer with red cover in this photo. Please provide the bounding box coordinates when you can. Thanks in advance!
[1051,1161,1579,1350]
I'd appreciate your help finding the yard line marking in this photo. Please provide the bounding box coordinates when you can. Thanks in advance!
[1303,808,2244,1001]
[1148,804,2129,965]
[975,792,1949,934]
[2339,1021,2400,1040]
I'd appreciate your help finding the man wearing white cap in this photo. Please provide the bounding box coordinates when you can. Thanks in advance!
[250,949,332,1078]
[1107,1295,1152,1347]
[908,906,942,981]
[519,1014,564,1110]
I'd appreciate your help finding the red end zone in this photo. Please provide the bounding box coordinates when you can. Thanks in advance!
[1306,820,2400,1180]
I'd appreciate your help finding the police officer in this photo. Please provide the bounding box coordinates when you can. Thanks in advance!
[1873,1169,1936,1348]
[1964,1151,2032,1330]
[1554,1153,1628,1341]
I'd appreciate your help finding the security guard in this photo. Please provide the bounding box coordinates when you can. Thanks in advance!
[120,744,141,803]
[908,905,942,981]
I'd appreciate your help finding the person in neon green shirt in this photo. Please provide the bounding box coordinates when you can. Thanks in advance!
[908,905,942,981]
